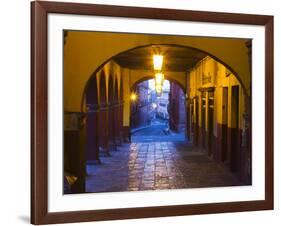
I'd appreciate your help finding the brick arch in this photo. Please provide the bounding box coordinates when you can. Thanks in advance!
[85,69,100,164]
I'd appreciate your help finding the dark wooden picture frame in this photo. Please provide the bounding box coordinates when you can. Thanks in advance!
[31,1,274,224]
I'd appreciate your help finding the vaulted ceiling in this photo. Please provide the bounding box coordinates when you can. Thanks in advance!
[114,45,206,72]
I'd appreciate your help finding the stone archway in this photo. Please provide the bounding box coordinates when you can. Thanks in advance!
[63,31,250,112]
[129,77,187,140]
[81,42,249,112]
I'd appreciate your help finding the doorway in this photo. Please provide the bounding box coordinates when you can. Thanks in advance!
[222,87,228,162]
[201,92,206,148]
[207,92,214,157]
[230,85,240,172]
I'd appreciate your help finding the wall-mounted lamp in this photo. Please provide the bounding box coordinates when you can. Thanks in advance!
[130,92,138,102]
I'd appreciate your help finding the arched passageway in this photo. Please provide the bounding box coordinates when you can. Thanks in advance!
[130,78,186,143]
[63,31,252,194]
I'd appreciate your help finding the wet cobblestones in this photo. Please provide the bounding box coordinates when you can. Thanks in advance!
[86,142,242,193]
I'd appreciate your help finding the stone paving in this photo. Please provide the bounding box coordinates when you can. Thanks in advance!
[131,124,185,142]
[86,141,242,193]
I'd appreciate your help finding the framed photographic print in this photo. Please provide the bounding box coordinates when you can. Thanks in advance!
[31,0,274,224]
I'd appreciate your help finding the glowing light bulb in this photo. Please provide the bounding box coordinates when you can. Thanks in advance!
[130,93,138,102]
[155,84,162,94]
[153,54,163,71]
[155,72,164,85]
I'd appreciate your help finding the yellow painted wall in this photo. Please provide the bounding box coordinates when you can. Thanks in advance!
[64,31,250,112]
[187,56,246,136]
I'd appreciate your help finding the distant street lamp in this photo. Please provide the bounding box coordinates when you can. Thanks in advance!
[155,83,162,95]
[155,72,164,84]
[155,72,164,96]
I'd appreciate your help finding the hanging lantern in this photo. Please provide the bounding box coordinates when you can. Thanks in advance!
[152,51,164,96]
[155,83,162,95]
[154,72,164,95]
[155,72,164,85]
[153,54,163,71]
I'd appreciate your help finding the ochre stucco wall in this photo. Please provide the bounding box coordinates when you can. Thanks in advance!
[187,56,246,133]
[64,31,250,112]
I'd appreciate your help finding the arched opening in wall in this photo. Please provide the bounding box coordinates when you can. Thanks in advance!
[82,43,250,165]
[130,78,186,143]
[82,43,249,109]
[66,33,252,194]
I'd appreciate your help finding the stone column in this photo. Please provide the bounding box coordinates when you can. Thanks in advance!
[86,104,100,164]
[118,102,124,143]
[98,103,110,155]
[108,102,117,151]
[113,101,119,146]
[114,101,123,146]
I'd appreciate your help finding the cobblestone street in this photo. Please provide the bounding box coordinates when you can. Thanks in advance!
[131,124,185,142]
[86,141,242,193]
